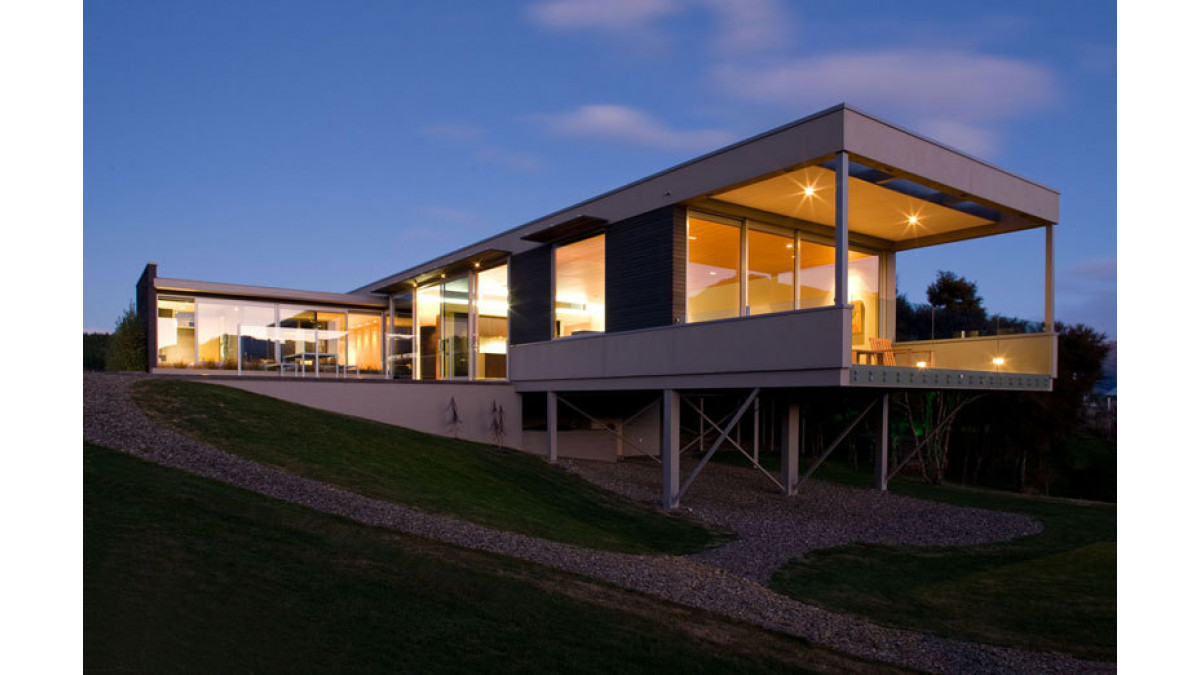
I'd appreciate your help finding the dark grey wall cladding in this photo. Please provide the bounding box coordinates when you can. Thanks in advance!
[136,263,158,371]
[509,246,553,345]
[605,205,685,333]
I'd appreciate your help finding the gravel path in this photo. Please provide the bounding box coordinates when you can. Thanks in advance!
[567,458,1042,583]
[83,373,1112,674]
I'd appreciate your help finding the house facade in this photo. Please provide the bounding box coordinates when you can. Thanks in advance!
[137,104,1060,506]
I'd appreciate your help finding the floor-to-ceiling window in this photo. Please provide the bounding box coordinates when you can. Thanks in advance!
[156,296,196,367]
[686,209,882,338]
[348,312,383,374]
[416,285,441,380]
[686,214,741,322]
[554,235,605,337]
[476,264,509,379]
[747,227,795,316]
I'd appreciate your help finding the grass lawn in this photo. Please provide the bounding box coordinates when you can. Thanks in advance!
[84,442,900,674]
[131,379,728,555]
[758,454,1117,661]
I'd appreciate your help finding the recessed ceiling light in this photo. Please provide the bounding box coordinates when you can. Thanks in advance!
[803,186,815,197]
[907,215,919,225]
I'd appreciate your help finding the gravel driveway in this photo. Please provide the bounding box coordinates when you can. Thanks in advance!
[83,373,1112,674]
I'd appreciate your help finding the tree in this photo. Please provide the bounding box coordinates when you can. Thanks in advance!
[926,270,984,313]
[83,332,110,371]
[105,303,146,371]
[926,270,987,339]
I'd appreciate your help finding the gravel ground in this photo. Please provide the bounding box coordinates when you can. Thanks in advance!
[83,373,1112,674]
[566,457,1042,583]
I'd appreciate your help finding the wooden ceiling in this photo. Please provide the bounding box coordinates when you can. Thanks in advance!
[712,165,994,242]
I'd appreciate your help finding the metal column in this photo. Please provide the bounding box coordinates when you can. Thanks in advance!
[780,401,800,495]
[662,389,680,510]
[1045,225,1055,331]
[834,151,850,307]
[546,392,558,463]
[874,393,889,491]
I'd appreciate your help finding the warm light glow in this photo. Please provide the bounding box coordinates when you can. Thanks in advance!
[803,186,815,197]
[992,357,1005,366]
[915,361,928,368]
[907,215,919,225]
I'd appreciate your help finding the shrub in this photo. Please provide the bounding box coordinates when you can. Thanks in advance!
[105,303,147,371]
[84,332,110,371]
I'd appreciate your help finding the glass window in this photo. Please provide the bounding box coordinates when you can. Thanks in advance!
[848,254,880,347]
[416,285,441,380]
[554,235,605,337]
[388,313,414,380]
[156,296,195,368]
[747,228,795,315]
[686,215,740,323]
[348,312,383,374]
[798,241,837,310]
[196,300,277,370]
[476,264,508,379]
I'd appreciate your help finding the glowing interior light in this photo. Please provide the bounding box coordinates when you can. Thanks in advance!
[786,243,794,249]
[915,361,928,368]
[803,186,815,197]
[907,215,919,225]
[992,357,1005,366]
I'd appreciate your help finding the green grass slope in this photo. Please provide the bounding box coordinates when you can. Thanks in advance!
[131,379,728,554]
[84,442,900,674]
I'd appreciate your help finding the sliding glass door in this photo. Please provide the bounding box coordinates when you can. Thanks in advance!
[413,264,508,381]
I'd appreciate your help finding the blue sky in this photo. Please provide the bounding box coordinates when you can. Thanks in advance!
[84,0,1116,338]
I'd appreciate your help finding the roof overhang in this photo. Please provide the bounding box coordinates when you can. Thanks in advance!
[353,104,1059,293]
[154,277,387,309]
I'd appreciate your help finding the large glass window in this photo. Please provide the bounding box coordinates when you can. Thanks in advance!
[554,235,605,337]
[798,241,837,309]
[388,313,414,380]
[195,300,278,370]
[747,228,795,315]
[348,312,382,374]
[416,285,441,380]
[848,254,880,347]
[686,215,740,322]
[476,264,508,379]
[156,296,196,368]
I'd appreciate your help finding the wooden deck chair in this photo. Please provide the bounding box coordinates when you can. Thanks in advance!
[869,337,932,368]
[868,337,899,366]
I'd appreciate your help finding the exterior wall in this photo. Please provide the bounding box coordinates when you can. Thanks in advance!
[214,379,524,449]
[510,305,851,391]
[509,246,552,345]
[605,205,686,332]
[137,265,158,371]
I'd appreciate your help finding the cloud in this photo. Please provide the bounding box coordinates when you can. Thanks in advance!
[526,0,679,31]
[698,0,789,54]
[915,118,999,156]
[716,49,1055,120]
[539,104,734,152]
[422,121,543,172]
[713,49,1056,156]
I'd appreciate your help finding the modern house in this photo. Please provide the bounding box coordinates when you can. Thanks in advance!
[136,104,1059,507]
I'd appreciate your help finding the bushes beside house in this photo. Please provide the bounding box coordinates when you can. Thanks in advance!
[104,303,146,371]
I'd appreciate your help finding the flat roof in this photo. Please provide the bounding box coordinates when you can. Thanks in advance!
[355,103,1059,295]
[155,277,387,309]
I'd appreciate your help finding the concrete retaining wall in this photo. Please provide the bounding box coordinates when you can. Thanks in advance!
[214,379,524,449]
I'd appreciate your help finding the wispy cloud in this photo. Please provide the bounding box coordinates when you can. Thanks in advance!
[527,0,679,31]
[526,0,790,55]
[539,104,734,152]
[713,48,1057,157]
[697,0,789,54]
[422,121,543,172]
